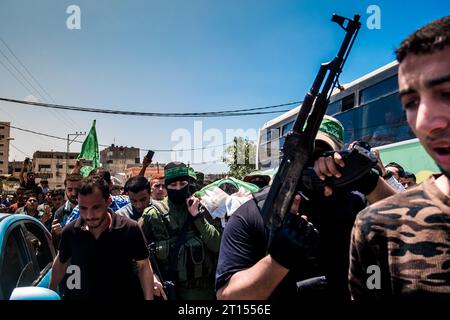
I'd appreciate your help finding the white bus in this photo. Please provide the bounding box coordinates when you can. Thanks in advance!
[256,61,439,182]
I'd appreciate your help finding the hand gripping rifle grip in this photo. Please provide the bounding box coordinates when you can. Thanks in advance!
[301,146,378,191]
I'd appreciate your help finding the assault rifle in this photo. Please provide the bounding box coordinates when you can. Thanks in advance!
[262,14,361,247]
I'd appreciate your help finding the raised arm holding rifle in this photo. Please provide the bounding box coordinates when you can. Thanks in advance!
[216,13,362,300]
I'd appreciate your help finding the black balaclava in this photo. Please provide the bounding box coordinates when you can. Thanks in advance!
[167,185,190,205]
[164,162,191,206]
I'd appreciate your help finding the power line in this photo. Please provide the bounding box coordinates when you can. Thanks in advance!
[0,97,295,117]
[190,159,225,165]
[6,123,255,166]
[192,161,227,170]
[3,122,248,152]
[0,47,44,101]
[188,101,302,114]
[140,143,231,152]
[0,35,296,122]
[9,142,30,157]
[0,58,34,96]
[0,105,50,146]
[0,37,82,131]
[6,123,68,142]
[0,48,78,132]
[0,37,56,103]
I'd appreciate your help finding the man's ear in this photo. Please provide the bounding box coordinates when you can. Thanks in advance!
[106,195,112,207]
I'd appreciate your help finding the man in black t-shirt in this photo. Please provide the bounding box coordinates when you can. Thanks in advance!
[216,117,396,300]
[48,175,154,300]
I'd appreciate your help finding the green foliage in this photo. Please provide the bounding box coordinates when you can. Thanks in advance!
[223,137,256,179]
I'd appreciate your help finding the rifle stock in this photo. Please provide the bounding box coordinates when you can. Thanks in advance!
[148,242,176,300]
[262,14,361,248]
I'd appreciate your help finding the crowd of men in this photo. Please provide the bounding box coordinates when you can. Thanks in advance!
[1,16,449,301]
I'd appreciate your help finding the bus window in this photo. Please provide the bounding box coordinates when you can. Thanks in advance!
[265,128,280,142]
[279,136,286,150]
[360,93,413,147]
[265,130,271,142]
[281,121,294,136]
[341,94,355,112]
[335,110,360,147]
[327,100,341,115]
[359,75,398,104]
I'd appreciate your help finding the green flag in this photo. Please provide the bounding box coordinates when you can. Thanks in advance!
[78,120,100,177]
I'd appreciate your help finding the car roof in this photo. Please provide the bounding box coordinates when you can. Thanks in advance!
[0,213,47,225]
[0,213,51,245]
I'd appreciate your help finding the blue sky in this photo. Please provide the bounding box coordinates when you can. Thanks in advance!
[0,0,448,173]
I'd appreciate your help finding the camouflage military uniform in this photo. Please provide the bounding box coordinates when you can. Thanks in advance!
[139,198,221,300]
[349,175,450,300]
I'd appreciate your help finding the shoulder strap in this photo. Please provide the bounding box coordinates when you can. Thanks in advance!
[151,200,169,214]
[252,187,270,214]
[149,201,175,238]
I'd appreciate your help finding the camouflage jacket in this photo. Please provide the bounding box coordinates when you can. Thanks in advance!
[349,175,450,301]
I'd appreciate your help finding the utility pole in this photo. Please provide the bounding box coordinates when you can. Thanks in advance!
[66,131,86,176]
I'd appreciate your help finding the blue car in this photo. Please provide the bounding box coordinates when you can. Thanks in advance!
[0,213,60,300]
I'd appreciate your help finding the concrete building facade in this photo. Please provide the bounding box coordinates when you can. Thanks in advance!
[100,144,140,176]
[32,151,79,188]
[0,122,11,175]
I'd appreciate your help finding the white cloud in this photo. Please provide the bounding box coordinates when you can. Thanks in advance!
[23,95,41,103]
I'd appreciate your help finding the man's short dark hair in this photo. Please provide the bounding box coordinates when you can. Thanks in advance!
[79,175,110,200]
[124,176,150,194]
[64,174,82,187]
[385,162,406,178]
[23,190,38,200]
[404,172,417,183]
[50,189,65,198]
[396,16,450,62]
[88,168,111,185]
[15,187,26,195]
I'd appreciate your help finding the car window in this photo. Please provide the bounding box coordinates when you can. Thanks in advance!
[23,223,53,275]
[16,261,37,288]
[0,226,30,299]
